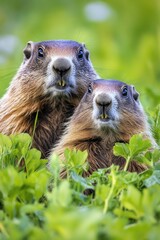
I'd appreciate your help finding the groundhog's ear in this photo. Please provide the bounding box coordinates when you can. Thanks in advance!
[82,43,90,60]
[82,43,86,48]
[131,85,139,101]
[23,41,33,60]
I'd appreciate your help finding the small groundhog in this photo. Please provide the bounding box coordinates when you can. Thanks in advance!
[51,79,157,175]
[0,40,98,157]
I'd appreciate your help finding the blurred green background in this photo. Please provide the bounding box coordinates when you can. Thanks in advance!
[0,0,160,109]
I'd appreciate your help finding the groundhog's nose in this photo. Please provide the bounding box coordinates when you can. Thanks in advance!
[52,58,71,77]
[95,93,112,109]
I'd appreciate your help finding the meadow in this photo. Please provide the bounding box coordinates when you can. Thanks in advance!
[0,0,160,239]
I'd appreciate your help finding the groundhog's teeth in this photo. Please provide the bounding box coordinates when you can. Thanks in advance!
[58,80,62,86]
[62,80,66,87]
[100,113,108,119]
[58,80,66,87]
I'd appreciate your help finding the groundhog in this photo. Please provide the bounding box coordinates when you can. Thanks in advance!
[0,40,98,157]
[51,79,157,176]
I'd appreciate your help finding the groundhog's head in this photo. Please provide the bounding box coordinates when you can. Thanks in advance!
[20,40,97,98]
[75,79,148,142]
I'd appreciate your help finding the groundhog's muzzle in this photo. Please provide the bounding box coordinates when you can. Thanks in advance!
[95,93,112,121]
[52,58,71,89]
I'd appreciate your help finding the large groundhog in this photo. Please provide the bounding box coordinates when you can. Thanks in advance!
[0,40,98,157]
[51,79,157,175]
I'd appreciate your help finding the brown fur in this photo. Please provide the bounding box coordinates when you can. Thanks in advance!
[0,40,98,157]
[51,79,156,176]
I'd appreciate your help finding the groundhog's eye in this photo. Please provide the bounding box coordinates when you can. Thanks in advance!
[38,47,44,58]
[78,49,84,59]
[122,86,128,97]
[88,84,93,94]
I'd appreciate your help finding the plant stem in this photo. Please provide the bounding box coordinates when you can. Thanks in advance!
[124,156,131,171]
[31,110,39,147]
[103,171,116,214]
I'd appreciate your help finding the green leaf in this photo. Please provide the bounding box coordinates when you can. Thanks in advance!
[129,134,152,158]
[48,180,72,207]
[0,133,12,152]
[119,185,144,219]
[113,143,130,159]
[95,184,110,203]
[25,148,47,174]
[11,133,31,148]
[64,149,88,175]
[144,170,160,187]
[70,171,94,190]
[148,149,160,163]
